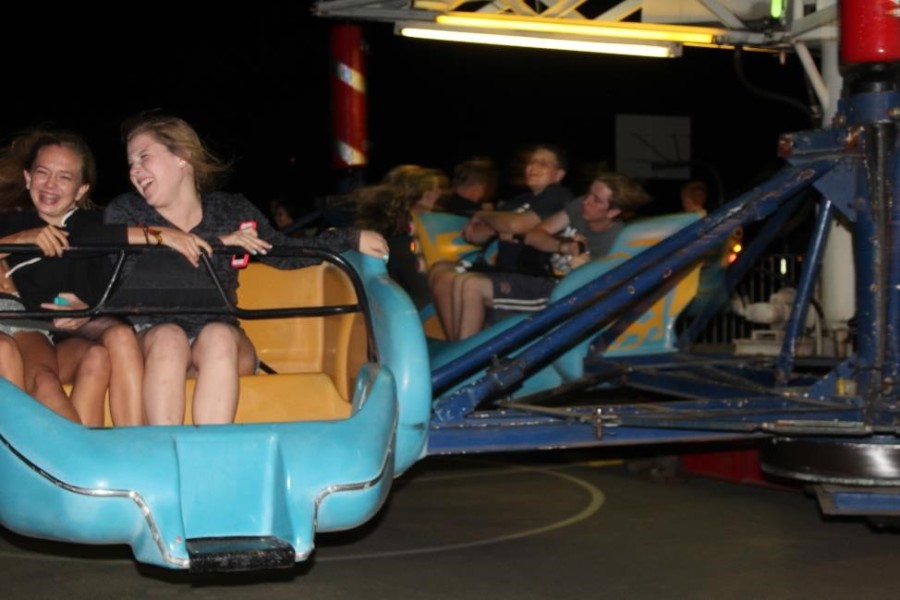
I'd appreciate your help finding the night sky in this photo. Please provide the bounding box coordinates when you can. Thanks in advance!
[4,6,813,219]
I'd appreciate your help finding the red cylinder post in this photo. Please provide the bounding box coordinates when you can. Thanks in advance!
[330,24,368,170]
[840,0,900,66]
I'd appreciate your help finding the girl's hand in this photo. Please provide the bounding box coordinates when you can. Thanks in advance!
[0,259,15,294]
[40,292,90,330]
[218,227,272,257]
[17,226,70,257]
[160,228,214,267]
[358,230,389,259]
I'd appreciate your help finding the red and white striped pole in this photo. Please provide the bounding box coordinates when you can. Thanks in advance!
[330,23,368,171]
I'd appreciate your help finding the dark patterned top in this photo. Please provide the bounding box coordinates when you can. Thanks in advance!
[0,209,127,310]
[104,190,360,337]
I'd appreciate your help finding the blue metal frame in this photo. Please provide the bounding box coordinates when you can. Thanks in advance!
[431,161,837,421]
[676,192,806,347]
[427,84,900,482]
[775,198,833,383]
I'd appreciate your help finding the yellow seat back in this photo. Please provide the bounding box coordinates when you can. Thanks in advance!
[238,261,367,400]
[238,262,327,373]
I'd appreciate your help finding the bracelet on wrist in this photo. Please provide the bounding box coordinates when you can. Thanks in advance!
[140,224,150,245]
[148,227,163,245]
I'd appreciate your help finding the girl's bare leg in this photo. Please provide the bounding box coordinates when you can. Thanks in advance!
[449,273,487,341]
[100,324,144,426]
[428,262,458,339]
[190,322,246,425]
[56,338,110,427]
[0,333,24,388]
[15,331,81,423]
[457,275,493,341]
[141,324,191,425]
[237,332,258,377]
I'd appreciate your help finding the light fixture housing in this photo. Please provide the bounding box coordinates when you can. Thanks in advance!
[435,12,724,46]
[397,23,682,58]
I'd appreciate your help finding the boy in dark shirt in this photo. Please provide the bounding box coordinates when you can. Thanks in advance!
[428,144,572,340]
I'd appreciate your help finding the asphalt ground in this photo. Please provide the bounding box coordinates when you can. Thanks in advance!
[3,448,899,599]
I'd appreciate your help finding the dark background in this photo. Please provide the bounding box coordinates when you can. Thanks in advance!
[2,6,816,220]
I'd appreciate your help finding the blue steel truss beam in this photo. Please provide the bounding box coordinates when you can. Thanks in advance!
[432,160,839,422]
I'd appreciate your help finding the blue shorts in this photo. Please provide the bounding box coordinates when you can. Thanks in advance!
[490,272,557,312]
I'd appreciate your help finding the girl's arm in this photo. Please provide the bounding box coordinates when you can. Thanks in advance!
[104,197,212,267]
[124,226,212,268]
[0,226,70,258]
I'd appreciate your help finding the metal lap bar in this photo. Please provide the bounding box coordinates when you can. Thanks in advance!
[431,160,839,422]
[0,245,367,322]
